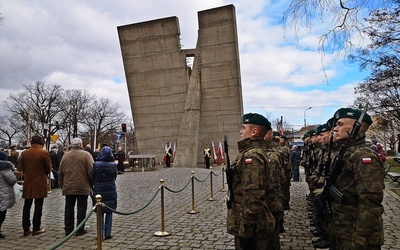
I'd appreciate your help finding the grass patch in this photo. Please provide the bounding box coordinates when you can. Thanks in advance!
[386,157,400,173]
[389,189,400,197]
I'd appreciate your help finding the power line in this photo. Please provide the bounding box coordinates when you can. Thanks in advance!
[246,105,342,109]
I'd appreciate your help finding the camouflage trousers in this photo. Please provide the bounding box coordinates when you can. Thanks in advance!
[234,234,280,250]
[330,237,381,250]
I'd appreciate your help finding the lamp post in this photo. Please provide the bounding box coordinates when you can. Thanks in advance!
[304,107,312,127]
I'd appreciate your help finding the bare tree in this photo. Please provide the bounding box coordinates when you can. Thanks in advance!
[0,114,22,147]
[82,98,127,150]
[283,0,394,56]
[58,89,94,142]
[2,81,64,149]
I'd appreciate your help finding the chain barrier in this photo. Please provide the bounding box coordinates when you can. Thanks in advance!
[48,207,95,250]
[47,167,224,249]
[164,177,191,193]
[102,188,160,215]
[194,174,210,183]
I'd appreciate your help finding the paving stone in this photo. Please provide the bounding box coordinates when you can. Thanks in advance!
[0,166,398,249]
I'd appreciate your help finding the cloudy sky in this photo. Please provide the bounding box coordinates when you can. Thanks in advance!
[0,0,368,130]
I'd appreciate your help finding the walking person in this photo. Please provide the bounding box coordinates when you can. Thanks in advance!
[0,151,18,239]
[290,145,301,181]
[19,135,51,236]
[59,138,94,236]
[92,146,118,240]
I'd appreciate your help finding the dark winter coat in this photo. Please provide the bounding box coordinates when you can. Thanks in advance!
[92,146,117,213]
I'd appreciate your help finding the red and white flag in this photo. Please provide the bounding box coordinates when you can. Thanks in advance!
[211,141,218,163]
[173,141,176,159]
[219,141,225,164]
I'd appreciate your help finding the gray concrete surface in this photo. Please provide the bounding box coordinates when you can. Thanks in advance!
[1,166,399,249]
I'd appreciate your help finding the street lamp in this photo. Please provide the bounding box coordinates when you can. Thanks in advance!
[304,107,312,127]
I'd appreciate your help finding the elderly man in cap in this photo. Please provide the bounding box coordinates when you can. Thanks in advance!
[328,107,384,249]
[59,138,94,236]
[227,113,278,250]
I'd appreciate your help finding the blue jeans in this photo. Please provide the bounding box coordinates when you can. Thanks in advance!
[101,212,113,237]
[292,163,300,181]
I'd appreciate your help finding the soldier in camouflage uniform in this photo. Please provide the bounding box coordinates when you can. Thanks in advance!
[226,113,277,250]
[270,131,286,234]
[310,122,334,249]
[328,108,384,249]
[279,135,291,210]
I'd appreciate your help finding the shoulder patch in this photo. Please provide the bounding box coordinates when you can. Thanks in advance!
[362,158,372,164]
[245,158,253,164]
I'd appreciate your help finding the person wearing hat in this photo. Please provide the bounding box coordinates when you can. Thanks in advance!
[164,142,172,168]
[226,113,278,249]
[327,107,384,249]
[308,122,334,249]
[279,135,291,210]
[203,143,212,169]
[264,129,286,240]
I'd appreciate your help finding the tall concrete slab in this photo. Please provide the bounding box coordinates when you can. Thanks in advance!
[118,5,243,167]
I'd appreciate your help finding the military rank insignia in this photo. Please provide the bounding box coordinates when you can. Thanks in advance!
[362,158,372,164]
[245,158,253,164]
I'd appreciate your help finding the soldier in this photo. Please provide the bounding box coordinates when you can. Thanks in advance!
[328,107,384,249]
[309,122,333,249]
[164,143,172,168]
[270,131,286,233]
[203,144,212,169]
[279,135,291,210]
[226,113,277,250]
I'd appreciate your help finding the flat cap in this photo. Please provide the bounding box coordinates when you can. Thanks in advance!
[333,108,373,125]
[242,113,271,130]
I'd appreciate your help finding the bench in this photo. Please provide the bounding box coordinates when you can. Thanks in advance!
[387,172,400,187]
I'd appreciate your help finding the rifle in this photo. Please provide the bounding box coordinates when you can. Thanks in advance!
[324,131,334,179]
[224,135,233,209]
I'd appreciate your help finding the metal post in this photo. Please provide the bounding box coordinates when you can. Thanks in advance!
[221,167,225,192]
[96,194,103,250]
[188,171,198,214]
[304,107,312,127]
[209,168,214,201]
[154,179,170,236]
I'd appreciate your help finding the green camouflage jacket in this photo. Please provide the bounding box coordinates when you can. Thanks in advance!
[227,138,276,239]
[329,136,384,247]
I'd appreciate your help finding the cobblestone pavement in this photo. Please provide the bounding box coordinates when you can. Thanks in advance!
[0,166,399,249]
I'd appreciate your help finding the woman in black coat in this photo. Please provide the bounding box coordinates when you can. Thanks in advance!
[92,146,117,240]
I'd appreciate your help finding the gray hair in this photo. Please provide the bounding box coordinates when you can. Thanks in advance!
[71,138,83,146]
